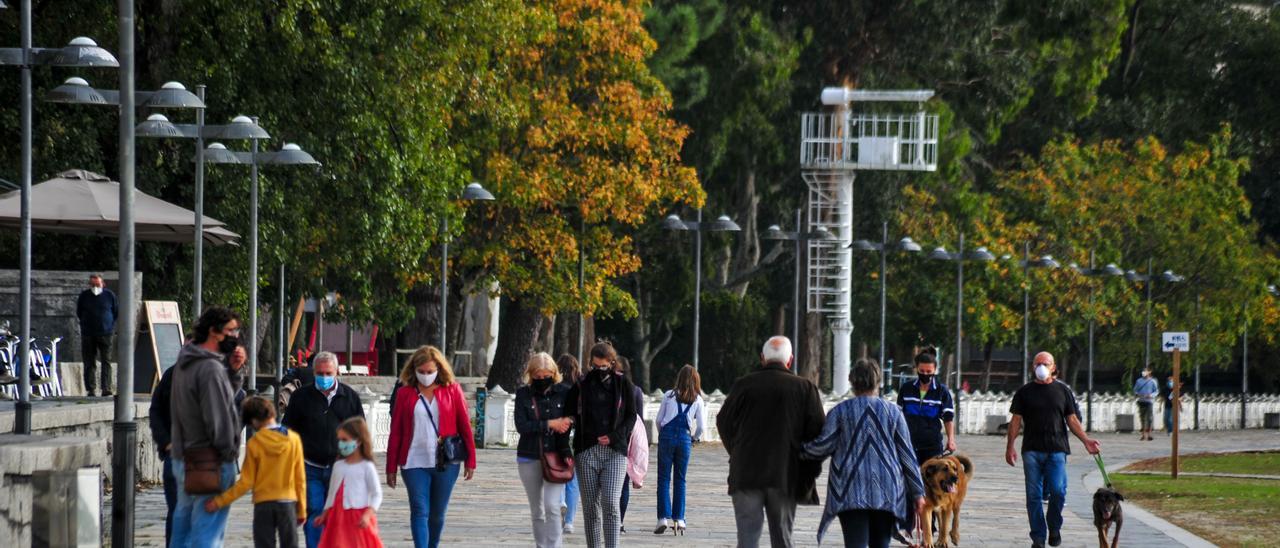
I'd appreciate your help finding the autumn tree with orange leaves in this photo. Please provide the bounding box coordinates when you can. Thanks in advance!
[465,0,703,390]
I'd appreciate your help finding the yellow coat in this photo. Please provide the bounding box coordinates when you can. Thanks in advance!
[211,424,306,516]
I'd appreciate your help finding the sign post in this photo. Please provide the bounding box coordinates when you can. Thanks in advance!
[1163,331,1189,479]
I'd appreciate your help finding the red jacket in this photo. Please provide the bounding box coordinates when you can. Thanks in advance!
[387,383,477,475]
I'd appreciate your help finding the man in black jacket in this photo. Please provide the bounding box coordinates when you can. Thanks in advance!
[76,274,117,396]
[281,351,364,548]
[717,336,826,548]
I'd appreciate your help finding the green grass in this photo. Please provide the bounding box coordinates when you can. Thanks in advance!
[1121,450,1280,476]
[1111,473,1280,547]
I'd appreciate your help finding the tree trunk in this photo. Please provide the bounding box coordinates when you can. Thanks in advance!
[486,297,543,390]
[397,284,440,351]
[553,314,575,359]
[798,311,823,385]
[725,168,762,298]
[535,314,555,353]
[981,338,995,392]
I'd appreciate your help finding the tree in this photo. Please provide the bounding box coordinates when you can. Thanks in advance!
[473,0,702,390]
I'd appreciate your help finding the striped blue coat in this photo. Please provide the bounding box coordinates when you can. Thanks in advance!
[802,396,925,544]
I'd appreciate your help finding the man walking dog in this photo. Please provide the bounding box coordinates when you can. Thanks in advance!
[1006,351,1101,548]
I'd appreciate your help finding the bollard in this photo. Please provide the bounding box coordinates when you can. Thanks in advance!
[474,386,487,449]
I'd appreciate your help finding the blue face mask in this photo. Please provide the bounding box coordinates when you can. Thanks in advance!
[337,439,358,457]
[315,375,336,391]
[1167,380,1174,388]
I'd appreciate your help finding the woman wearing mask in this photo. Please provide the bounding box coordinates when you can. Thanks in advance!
[653,364,705,535]
[516,353,574,547]
[386,346,477,548]
[564,342,637,548]
[555,354,582,534]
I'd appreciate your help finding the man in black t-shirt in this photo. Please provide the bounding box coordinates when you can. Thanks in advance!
[1005,351,1100,548]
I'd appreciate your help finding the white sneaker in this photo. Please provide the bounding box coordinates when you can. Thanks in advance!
[675,519,687,535]
[563,523,575,534]
[653,519,672,535]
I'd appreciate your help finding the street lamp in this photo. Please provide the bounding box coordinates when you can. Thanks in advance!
[47,80,267,318]
[849,222,921,374]
[1124,259,1184,370]
[662,210,741,370]
[1071,253,1125,431]
[927,233,994,423]
[1014,244,1061,385]
[0,28,117,434]
[763,209,837,362]
[439,182,494,355]
[204,137,320,392]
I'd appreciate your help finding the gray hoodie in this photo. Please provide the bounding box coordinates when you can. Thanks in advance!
[169,343,243,462]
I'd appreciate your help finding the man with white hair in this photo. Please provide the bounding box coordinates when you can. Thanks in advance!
[281,351,365,548]
[717,336,826,548]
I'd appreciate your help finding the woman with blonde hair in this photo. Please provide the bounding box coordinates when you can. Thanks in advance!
[653,364,706,535]
[386,346,477,548]
[515,352,574,547]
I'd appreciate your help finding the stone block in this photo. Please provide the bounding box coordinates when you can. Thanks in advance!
[1115,413,1135,432]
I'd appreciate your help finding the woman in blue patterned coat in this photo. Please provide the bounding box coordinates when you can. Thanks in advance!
[803,358,925,547]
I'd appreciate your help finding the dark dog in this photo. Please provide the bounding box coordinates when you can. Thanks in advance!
[1092,487,1124,548]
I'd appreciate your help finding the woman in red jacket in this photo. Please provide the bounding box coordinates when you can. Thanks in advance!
[386,346,476,548]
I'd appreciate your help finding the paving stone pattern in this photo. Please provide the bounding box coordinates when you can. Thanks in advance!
[126,430,1280,547]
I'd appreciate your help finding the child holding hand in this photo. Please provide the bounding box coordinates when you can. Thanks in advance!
[205,396,306,548]
[315,417,384,548]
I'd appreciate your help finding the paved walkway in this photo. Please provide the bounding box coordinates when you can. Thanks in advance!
[126,430,1280,547]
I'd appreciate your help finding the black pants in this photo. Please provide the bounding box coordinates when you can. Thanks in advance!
[81,335,112,395]
[162,456,176,547]
[253,501,299,548]
[839,509,896,548]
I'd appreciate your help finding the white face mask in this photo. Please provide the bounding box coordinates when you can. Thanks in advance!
[91,286,103,296]
[416,371,438,387]
[1035,365,1051,382]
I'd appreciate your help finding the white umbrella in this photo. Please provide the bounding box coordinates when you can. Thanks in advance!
[0,169,240,245]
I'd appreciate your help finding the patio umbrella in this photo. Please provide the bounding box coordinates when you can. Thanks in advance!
[0,169,240,245]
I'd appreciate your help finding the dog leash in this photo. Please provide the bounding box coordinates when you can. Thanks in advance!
[1093,453,1112,488]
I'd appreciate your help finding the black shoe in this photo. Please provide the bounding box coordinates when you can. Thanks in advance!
[1032,543,1045,548]
[1048,530,1061,546]
[892,529,911,545]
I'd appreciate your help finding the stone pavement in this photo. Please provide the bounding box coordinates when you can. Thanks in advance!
[126,430,1280,547]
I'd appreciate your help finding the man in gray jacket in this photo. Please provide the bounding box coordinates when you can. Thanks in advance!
[169,306,245,547]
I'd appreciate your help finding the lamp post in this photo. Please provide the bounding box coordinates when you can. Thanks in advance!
[0,26,117,434]
[1124,259,1184,369]
[1015,244,1061,385]
[662,210,741,370]
[1071,253,1124,431]
[439,182,494,355]
[204,139,319,393]
[850,222,921,371]
[763,209,837,361]
[927,233,994,424]
[48,79,263,321]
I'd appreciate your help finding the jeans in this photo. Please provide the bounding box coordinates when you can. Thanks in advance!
[1022,451,1067,543]
[171,458,236,548]
[1164,404,1174,433]
[304,464,332,548]
[563,476,579,526]
[731,488,796,548]
[402,464,461,548]
[518,460,565,547]
[838,509,895,548]
[162,455,177,547]
[619,481,630,525]
[656,423,692,521]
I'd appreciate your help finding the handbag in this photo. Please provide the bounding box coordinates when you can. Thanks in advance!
[419,393,468,470]
[182,446,222,494]
[532,394,574,483]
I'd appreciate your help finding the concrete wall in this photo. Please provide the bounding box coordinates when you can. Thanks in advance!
[0,402,159,485]
[0,434,107,546]
[0,270,143,363]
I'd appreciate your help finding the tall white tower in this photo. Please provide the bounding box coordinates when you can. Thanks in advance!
[800,88,938,395]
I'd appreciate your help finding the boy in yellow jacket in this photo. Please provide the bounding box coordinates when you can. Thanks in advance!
[206,396,306,547]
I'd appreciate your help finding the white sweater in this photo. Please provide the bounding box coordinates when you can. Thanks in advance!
[655,391,706,441]
[323,459,383,511]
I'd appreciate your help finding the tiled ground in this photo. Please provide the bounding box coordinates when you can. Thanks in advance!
[124,430,1280,547]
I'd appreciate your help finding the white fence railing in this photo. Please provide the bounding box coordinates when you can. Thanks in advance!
[474,389,1280,445]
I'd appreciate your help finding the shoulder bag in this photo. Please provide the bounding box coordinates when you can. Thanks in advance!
[533,393,574,483]
[419,388,467,471]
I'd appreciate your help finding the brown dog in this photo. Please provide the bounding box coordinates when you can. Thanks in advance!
[921,454,973,548]
[1092,487,1124,548]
